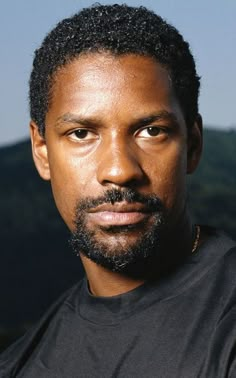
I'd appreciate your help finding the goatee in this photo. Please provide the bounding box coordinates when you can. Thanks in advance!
[70,188,166,275]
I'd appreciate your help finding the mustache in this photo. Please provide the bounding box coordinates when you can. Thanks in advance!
[75,188,164,212]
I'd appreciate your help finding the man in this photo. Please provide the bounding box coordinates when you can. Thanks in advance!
[1,4,236,377]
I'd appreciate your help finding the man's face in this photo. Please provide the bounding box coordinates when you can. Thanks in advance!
[31,53,201,271]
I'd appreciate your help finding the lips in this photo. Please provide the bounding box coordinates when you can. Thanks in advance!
[87,202,152,226]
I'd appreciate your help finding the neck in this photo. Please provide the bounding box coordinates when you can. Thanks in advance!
[81,255,145,296]
[80,211,193,297]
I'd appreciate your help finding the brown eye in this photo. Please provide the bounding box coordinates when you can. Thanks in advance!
[68,129,98,142]
[136,126,164,138]
[146,127,161,136]
[74,129,89,139]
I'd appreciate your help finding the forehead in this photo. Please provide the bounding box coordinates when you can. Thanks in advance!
[54,52,170,83]
[52,53,171,92]
[47,53,184,126]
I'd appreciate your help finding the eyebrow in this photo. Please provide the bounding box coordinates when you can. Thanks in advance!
[54,110,179,129]
[133,111,179,128]
[54,113,98,128]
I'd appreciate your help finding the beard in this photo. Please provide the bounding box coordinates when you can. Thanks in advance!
[70,188,166,275]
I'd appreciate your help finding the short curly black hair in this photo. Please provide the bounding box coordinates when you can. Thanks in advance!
[29,4,200,136]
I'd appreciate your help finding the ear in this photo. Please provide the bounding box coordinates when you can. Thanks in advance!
[187,114,203,174]
[30,121,51,180]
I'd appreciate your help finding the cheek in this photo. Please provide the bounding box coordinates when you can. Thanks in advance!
[46,145,97,229]
[147,143,187,209]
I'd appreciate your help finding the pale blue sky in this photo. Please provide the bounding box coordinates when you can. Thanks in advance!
[0,0,235,146]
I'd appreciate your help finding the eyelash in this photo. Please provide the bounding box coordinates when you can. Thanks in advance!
[135,126,168,138]
[67,125,169,141]
[68,129,97,140]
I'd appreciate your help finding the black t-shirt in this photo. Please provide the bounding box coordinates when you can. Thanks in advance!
[1,229,236,377]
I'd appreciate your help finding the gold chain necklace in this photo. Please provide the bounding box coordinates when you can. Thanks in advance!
[192,225,201,254]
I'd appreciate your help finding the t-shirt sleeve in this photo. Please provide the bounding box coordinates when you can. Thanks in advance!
[198,305,236,377]
[0,283,79,377]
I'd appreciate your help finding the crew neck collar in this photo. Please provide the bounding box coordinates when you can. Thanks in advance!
[79,278,158,325]
[77,228,235,325]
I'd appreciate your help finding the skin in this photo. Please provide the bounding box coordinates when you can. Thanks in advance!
[30,53,202,296]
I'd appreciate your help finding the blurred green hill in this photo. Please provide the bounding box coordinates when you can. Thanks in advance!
[188,128,236,237]
[0,128,235,351]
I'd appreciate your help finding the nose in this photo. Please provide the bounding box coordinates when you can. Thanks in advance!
[96,140,145,187]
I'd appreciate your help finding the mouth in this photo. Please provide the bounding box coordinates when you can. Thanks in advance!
[87,202,153,227]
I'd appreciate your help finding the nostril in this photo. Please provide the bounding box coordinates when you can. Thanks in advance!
[96,151,144,186]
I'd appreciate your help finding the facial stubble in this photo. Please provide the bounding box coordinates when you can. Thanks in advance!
[70,188,165,274]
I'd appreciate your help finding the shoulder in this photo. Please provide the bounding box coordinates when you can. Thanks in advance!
[197,228,236,324]
[199,302,236,377]
[201,226,236,253]
[198,227,236,287]
[196,226,236,270]
[0,280,84,378]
